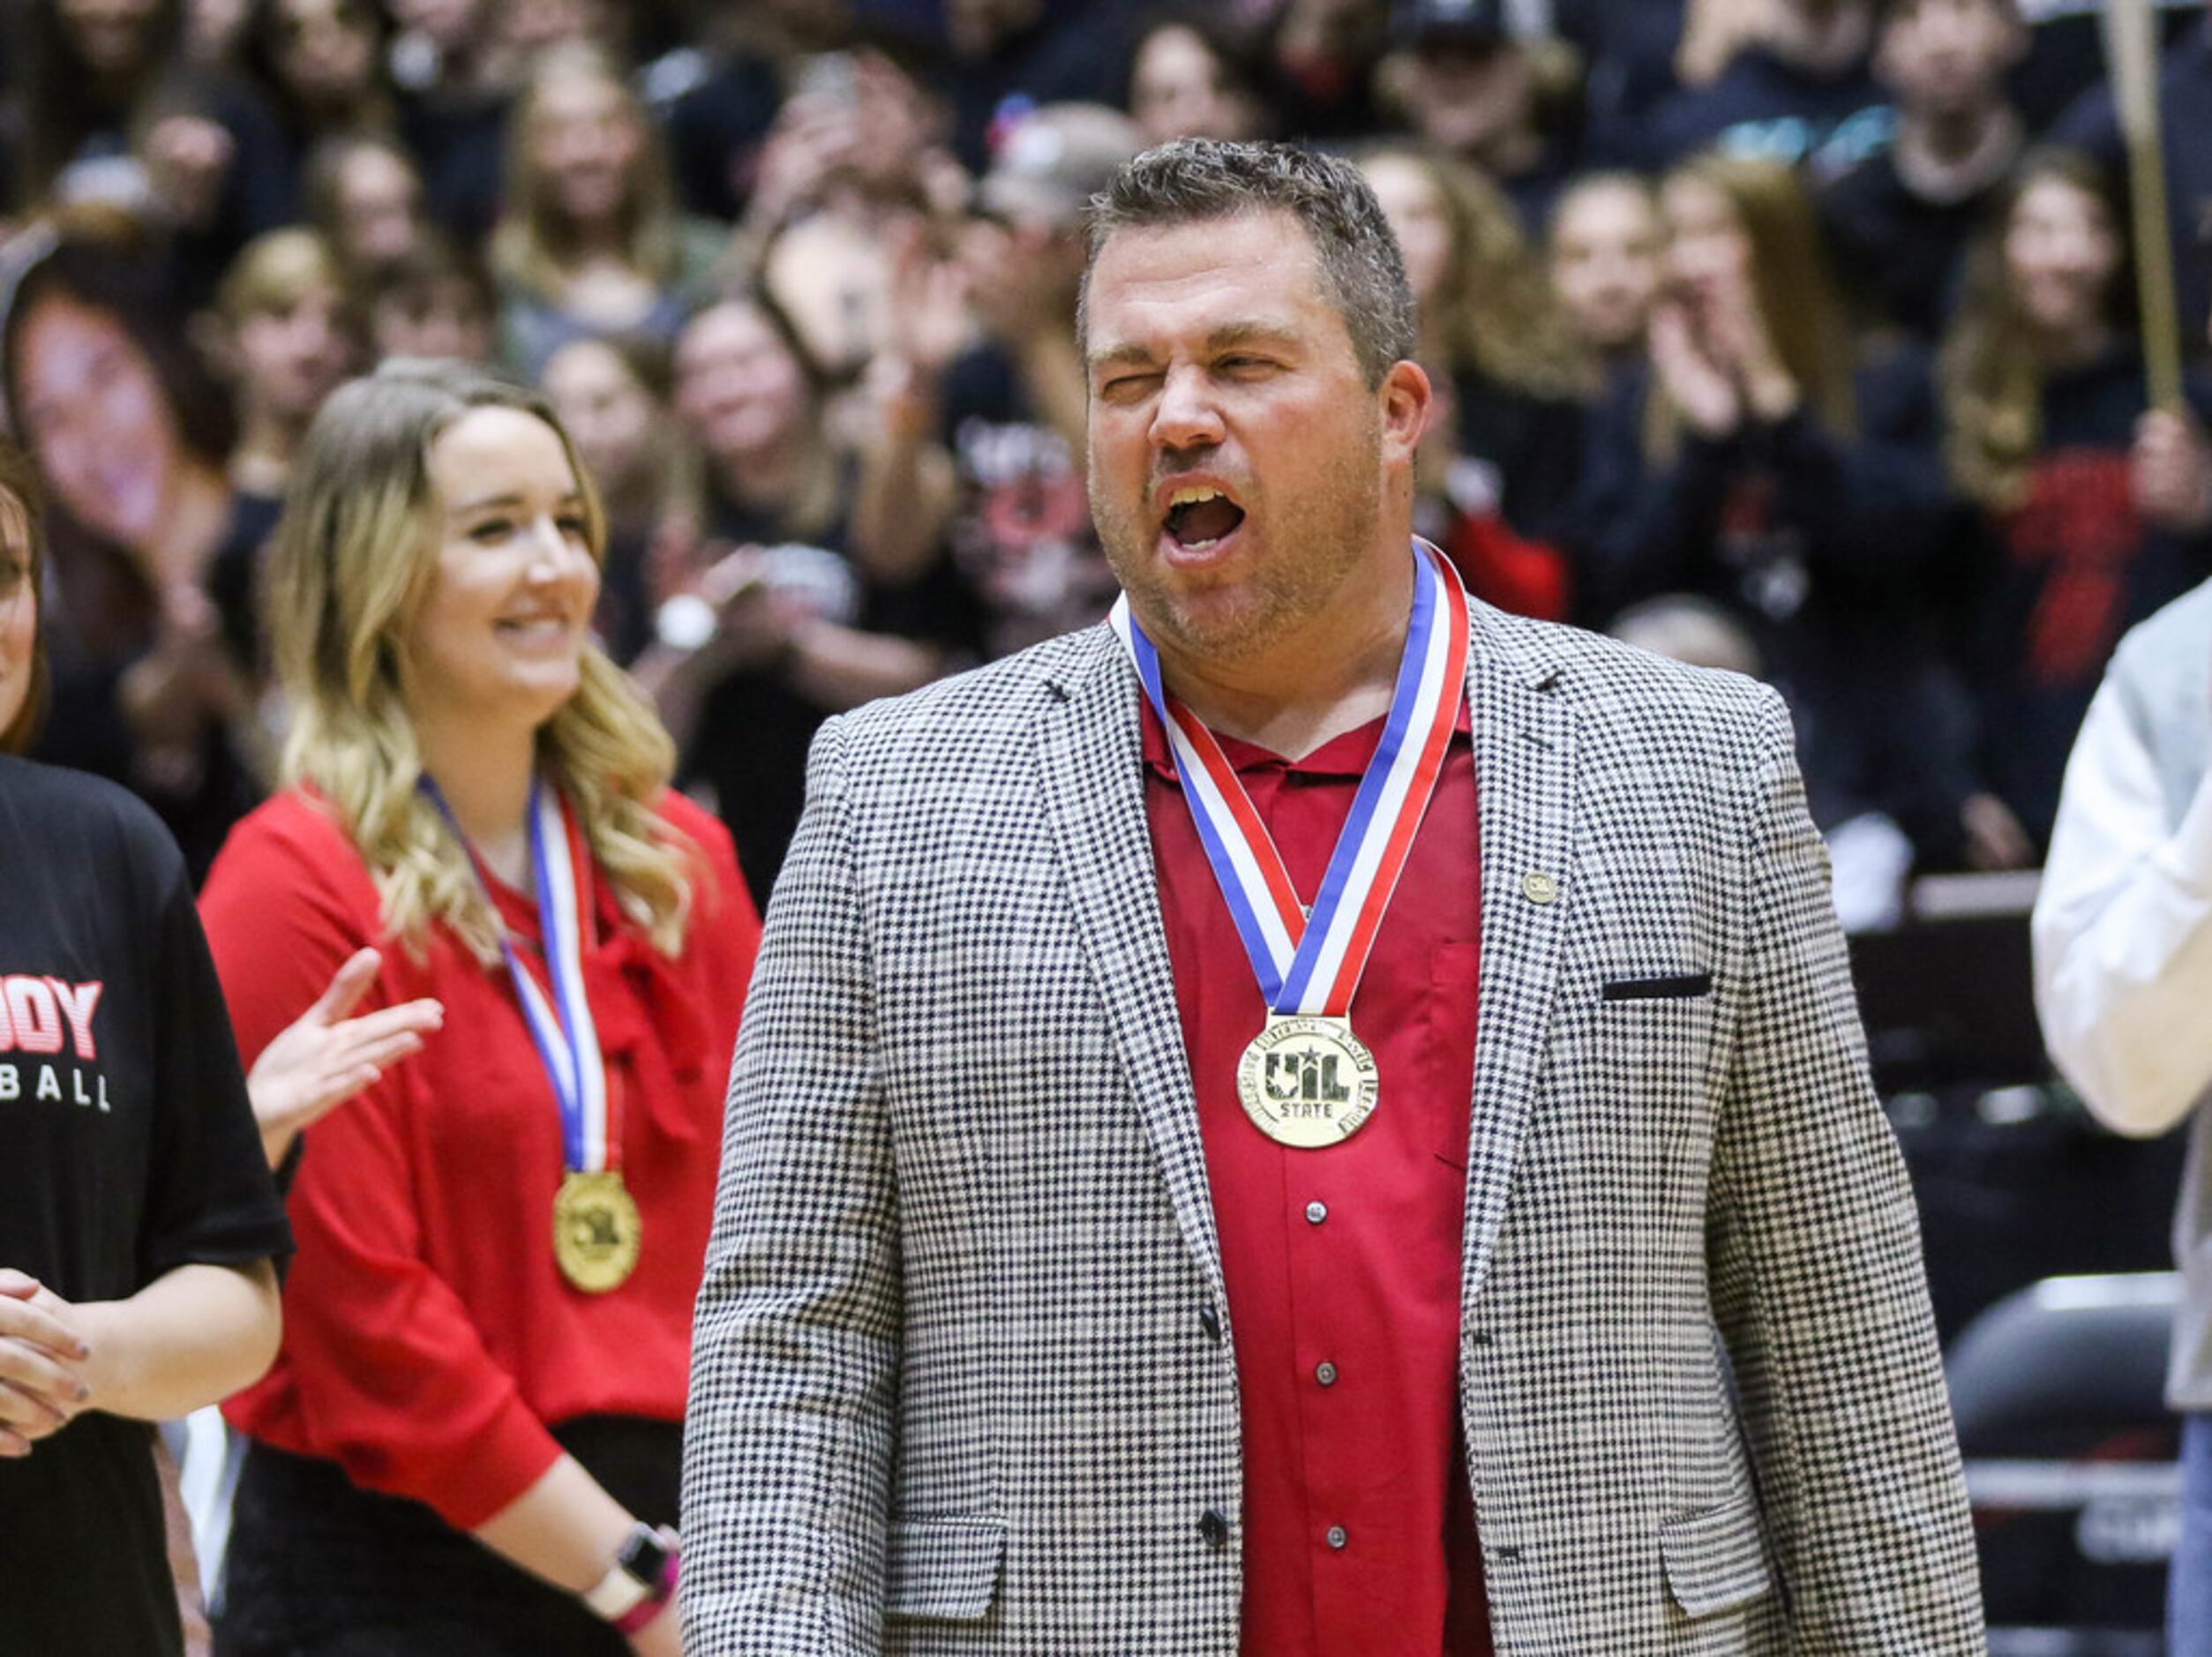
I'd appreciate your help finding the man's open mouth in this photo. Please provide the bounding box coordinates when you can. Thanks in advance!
[1162,484,1247,551]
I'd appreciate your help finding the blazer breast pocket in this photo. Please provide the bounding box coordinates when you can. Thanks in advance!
[1601,971,1713,1003]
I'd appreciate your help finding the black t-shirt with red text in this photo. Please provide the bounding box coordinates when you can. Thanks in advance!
[1961,349,2212,848]
[0,754,290,1656]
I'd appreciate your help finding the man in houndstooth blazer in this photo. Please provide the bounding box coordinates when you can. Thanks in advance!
[682,140,1983,1654]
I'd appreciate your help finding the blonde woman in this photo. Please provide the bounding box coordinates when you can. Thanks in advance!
[198,362,757,1655]
[491,43,726,381]
[1358,143,1587,615]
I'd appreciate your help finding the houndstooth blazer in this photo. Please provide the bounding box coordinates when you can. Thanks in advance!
[680,596,1986,1655]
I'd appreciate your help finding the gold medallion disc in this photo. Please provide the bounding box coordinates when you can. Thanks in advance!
[552,1169,642,1293]
[1233,1016,1379,1148]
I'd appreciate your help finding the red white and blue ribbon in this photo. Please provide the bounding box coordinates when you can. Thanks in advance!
[423,777,610,1173]
[1110,539,1471,1017]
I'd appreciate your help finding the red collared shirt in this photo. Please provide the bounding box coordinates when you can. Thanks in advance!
[1142,697,1492,1657]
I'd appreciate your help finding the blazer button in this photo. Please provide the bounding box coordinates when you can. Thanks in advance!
[1198,1303,1222,1343]
[1199,1509,1231,1548]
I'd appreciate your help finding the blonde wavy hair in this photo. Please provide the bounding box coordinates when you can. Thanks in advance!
[266,359,697,966]
[1361,143,1592,401]
[1647,154,1858,465]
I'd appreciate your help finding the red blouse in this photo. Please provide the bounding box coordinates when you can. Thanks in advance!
[1142,699,1492,1657]
[199,788,757,1529]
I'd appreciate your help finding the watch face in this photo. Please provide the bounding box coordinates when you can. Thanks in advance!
[619,1525,674,1585]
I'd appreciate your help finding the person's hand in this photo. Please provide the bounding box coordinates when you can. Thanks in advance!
[1702,284,1799,424]
[249,948,443,1167]
[1649,300,1740,439]
[144,114,235,229]
[748,94,859,229]
[0,1271,92,1457]
[1961,791,2035,872]
[2133,408,2212,533]
[882,215,972,385]
[119,582,245,794]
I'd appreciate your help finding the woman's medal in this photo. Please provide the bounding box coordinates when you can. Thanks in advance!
[428,776,641,1292]
[1111,540,1471,1150]
[517,784,639,1291]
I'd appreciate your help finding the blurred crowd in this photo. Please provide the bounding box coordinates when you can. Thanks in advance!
[6,0,2212,924]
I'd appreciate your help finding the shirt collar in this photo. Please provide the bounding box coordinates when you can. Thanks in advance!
[1138,689,1473,782]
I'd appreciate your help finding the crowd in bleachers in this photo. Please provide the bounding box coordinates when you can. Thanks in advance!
[5,0,2211,921]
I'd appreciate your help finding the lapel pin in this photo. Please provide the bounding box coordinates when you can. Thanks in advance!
[1521,872,1560,905]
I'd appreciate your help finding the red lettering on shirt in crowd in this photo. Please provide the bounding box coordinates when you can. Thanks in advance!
[0,975,102,1060]
[2002,449,2141,689]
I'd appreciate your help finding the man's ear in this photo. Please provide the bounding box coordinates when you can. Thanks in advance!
[1378,357,1434,466]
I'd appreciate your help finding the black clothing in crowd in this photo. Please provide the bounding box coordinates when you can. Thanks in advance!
[1948,352,2212,849]
[0,755,289,1657]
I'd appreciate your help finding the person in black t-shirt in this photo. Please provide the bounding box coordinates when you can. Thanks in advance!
[647,292,975,903]
[1818,0,2026,344]
[1935,148,2212,851]
[0,440,290,1657]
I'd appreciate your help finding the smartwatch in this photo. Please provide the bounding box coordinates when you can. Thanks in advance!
[582,1522,680,1627]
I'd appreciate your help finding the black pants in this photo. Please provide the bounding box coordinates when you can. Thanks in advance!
[212,1417,679,1657]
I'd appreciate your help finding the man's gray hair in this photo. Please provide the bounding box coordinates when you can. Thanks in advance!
[1078,139,1418,390]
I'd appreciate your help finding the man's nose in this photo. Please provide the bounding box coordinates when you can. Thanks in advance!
[1148,364,1226,450]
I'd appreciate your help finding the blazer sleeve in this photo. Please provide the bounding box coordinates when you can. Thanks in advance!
[681,716,902,1655]
[1706,689,1986,1651]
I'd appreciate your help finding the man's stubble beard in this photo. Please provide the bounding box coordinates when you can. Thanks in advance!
[1091,426,1386,667]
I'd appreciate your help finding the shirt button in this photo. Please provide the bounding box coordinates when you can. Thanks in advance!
[1325,1525,1349,1549]
[1305,1200,1327,1225]
[1315,1361,1338,1387]
[1199,1509,1231,1548]
[1198,1303,1222,1343]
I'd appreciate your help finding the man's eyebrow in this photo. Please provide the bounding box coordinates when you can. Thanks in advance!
[1085,321,1302,374]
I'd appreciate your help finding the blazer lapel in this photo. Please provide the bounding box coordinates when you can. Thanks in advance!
[1034,628,1227,1309]
[1460,600,1574,1316]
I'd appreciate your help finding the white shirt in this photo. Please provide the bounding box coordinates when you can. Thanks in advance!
[2033,676,2212,1136]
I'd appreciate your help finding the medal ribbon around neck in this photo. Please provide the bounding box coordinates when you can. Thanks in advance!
[422,777,611,1173]
[1109,538,1471,1018]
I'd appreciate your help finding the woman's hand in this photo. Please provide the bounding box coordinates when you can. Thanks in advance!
[0,1271,91,1457]
[1961,791,2035,873]
[2133,408,2212,533]
[249,948,443,1167]
[881,215,973,388]
[1650,299,1741,439]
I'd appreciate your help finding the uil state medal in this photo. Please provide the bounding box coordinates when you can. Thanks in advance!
[1113,540,1472,1150]
[1236,1016,1379,1147]
[554,1169,641,1293]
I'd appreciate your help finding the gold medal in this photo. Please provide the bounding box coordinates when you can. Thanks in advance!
[1234,1015,1379,1148]
[552,1169,641,1293]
